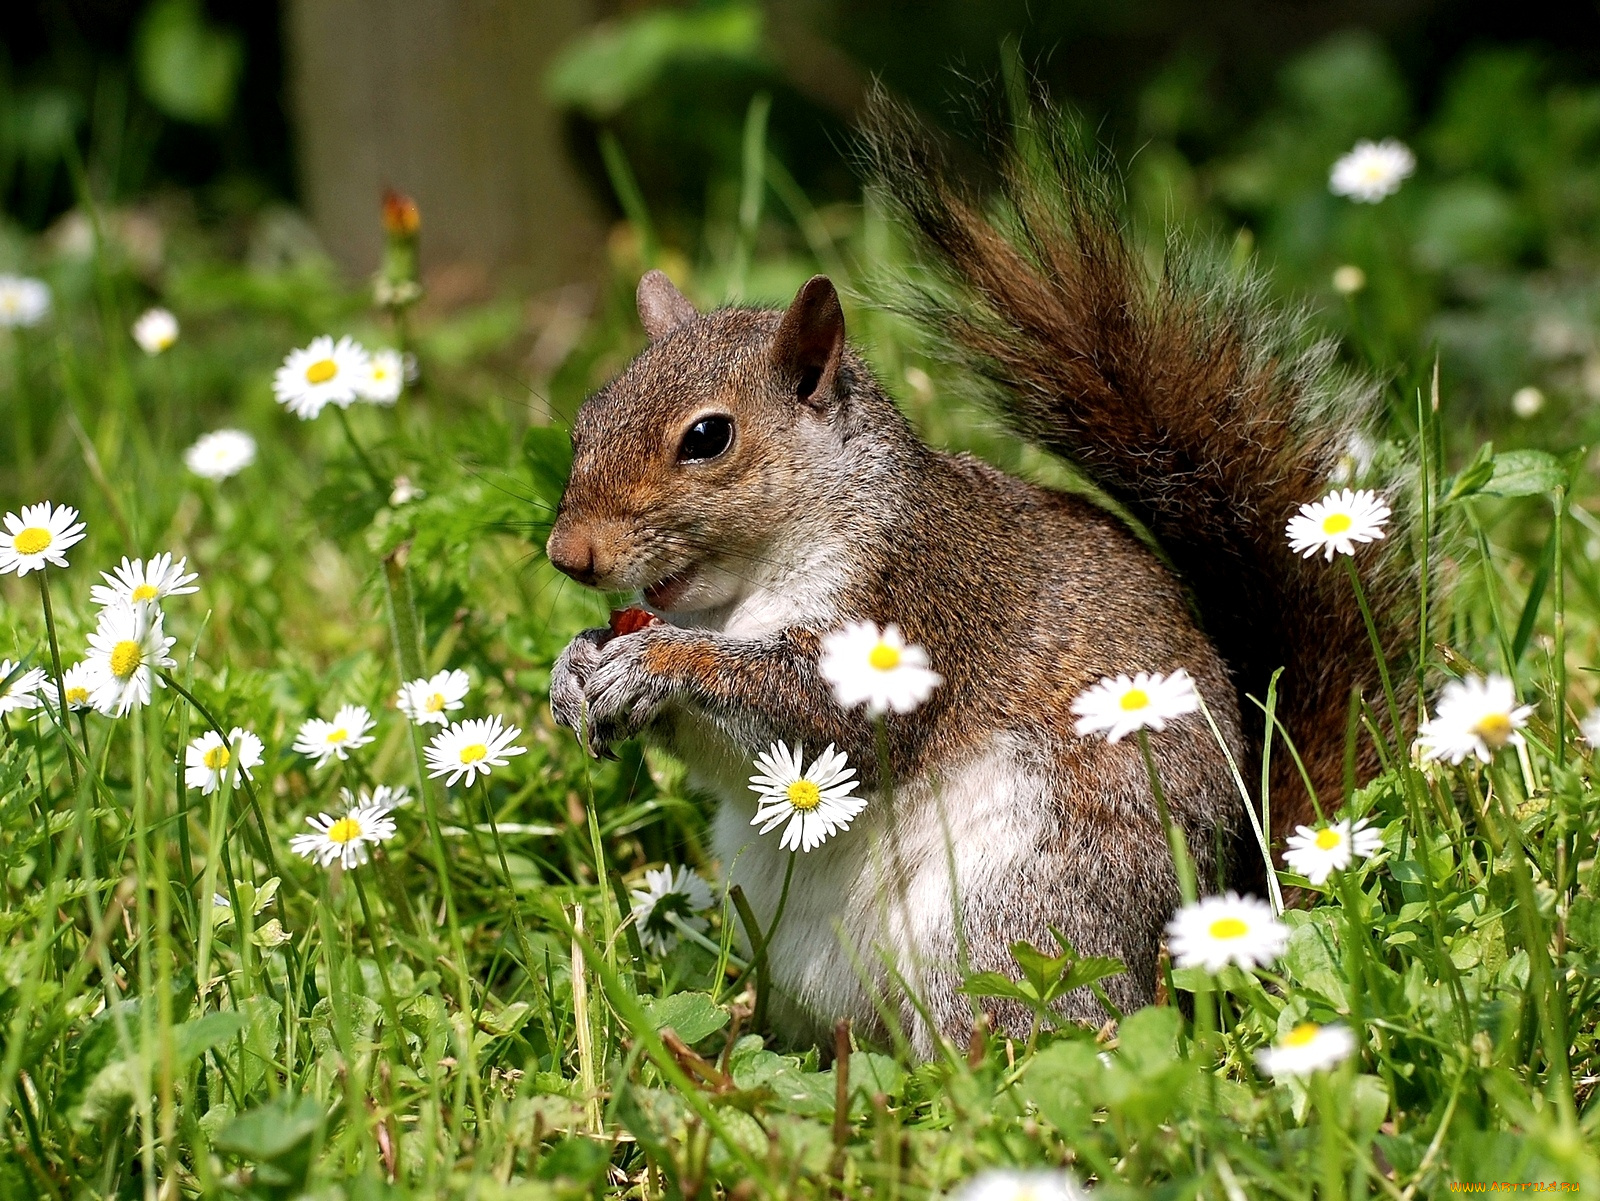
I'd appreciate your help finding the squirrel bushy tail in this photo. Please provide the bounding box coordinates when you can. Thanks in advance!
[862,96,1415,842]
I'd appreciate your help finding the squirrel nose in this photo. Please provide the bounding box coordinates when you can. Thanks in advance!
[547,527,600,585]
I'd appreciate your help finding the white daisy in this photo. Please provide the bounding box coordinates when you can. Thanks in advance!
[184,429,257,480]
[272,335,370,419]
[1286,488,1390,562]
[949,1169,1086,1201]
[354,784,410,814]
[89,553,199,611]
[396,669,470,726]
[48,661,97,712]
[0,275,51,328]
[1071,668,1200,744]
[1415,673,1533,765]
[289,800,397,870]
[1581,709,1600,748]
[424,715,527,787]
[1331,264,1367,295]
[1255,1021,1356,1079]
[292,704,376,768]
[184,728,265,795]
[1511,386,1545,419]
[818,621,943,716]
[1282,816,1385,885]
[0,660,48,717]
[356,347,404,405]
[748,741,867,852]
[83,605,177,717]
[628,865,714,957]
[131,307,179,355]
[1329,139,1415,203]
[0,502,87,575]
[1166,892,1288,973]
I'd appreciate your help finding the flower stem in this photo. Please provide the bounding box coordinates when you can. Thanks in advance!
[35,572,82,789]
[352,868,411,1070]
[753,853,797,1033]
[476,782,541,980]
[1341,555,1403,748]
[334,404,387,494]
[1137,729,1197,905]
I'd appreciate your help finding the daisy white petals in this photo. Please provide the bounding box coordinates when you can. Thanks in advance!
[749,741,867,852]
[1283,816,1384,885]
[289,801,397,870]
[293,704,376,768]
[83,605,177,716]
[0,502,87,575]
[358,784,410,814]
[50,662,97,712]
[1286,488,1390,561]
[132,307,179,354]
[1166,892,1288,973]
[0,660,49,716]
[184,429,257,480]
[185,728,265,795]
[1415,673,1533,765]
[425,715,526,787]
[629,865,714,957]
[357,347,404,404]
[273,335,370,419]
[1071,668,1199,743]
[1329,139,1415,202]
[1581,709,1600,748]
[0,275,51,328]
[818,621,942,716]
[397,669,470,726]
[90,553,199,611]
[1256,1021,1356,1079]
[949,1169,1087,1201]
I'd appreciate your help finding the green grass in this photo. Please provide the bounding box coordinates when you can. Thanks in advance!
[5,44,1600,1197]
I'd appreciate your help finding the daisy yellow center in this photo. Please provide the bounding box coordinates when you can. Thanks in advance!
[868,643,901,671]
[1119,688,1150,711]
[1283,1022,1322,1047]
[1473,712,1514,748]
[786,780,822,811]
[326,727,348,744]
[425,692,446,712]
[326,816,363,844]
[65,686,88,704]
[131,583,160,602]
[1208,916,1249,941]
[109,640,143,680]
[305,358,338,384]
[1314,828,1343,851]
[13,527,51,555]
[203,745,231,770]
[1322,512,1353,535]
[459,742,488,764]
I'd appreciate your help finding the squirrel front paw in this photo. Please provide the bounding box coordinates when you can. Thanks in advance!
[550,627,610,754]
[581,625,681,755]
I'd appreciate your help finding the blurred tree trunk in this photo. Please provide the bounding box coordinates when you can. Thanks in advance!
[285,0,603,295]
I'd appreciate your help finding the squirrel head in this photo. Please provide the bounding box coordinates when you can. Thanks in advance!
[547,270,865,614]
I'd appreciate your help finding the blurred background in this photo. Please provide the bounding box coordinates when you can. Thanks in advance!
[6,0,1600,439]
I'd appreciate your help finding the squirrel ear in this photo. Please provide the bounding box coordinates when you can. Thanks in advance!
[637,270,698,340]
[772,275,845,410]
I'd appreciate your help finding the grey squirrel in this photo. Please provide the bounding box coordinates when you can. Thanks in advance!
[544,99,1408,1055]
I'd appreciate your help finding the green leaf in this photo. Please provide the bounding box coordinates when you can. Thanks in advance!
[644,990,728,1045]
[135,0,242,125]
[546,5,764,118]
[1443,441,1496,502]
[957,970,1035,1005]
[1480,449,1563,497]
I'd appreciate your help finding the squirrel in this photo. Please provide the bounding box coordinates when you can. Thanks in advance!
[544,99,1409,1056]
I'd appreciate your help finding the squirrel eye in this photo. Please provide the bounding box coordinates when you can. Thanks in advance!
[677,415,734,462]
